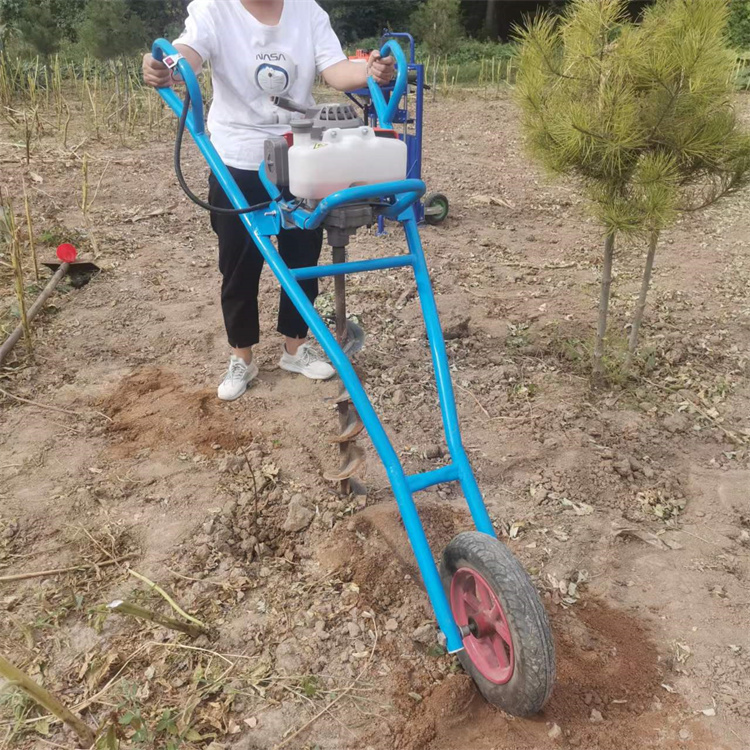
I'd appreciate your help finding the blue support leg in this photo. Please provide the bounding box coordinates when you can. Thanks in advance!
[403,217,496,538]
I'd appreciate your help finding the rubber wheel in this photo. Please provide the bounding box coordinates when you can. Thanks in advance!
[424,192,449,225]
[440,532,555,716]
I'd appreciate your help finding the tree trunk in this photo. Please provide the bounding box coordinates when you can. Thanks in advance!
[484,0,498,40]
[432,55,438,102]
[625,229,659,369]
[593,232,615,382]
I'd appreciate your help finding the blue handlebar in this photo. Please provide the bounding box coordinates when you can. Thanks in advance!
[381,31,416,64]
[152,37,206,134]
[367,39,408,131]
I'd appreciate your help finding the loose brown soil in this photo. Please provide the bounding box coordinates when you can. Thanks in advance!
[1,90,749,750]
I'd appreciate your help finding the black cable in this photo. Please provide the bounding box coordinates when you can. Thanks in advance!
[175,93,273,215]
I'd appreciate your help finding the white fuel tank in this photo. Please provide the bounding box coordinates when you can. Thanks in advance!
[288,126,407,201]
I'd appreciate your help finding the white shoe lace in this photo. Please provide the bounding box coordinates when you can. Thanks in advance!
[297,345,319,367]
[226,359,247,382]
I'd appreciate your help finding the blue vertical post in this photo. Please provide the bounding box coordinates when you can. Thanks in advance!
[402,216,496,537]
[413,63,425,223]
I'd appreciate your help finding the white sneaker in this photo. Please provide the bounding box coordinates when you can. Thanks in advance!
[217,355,259,401]
[279,342,336,380]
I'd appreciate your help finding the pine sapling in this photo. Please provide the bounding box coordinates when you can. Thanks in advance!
[623,0,750,366]
[516,0,750,381]
[516,0,644,382]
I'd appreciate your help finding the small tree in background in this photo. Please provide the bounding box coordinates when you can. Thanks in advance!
[320,0,412,46]
[516,0,750,382]
[484,0,498,41]
[79,0,145,62]
[411,0,463,92]
[17,3,60,61]
[79,0,145,116]
[47,0,89,43]
[0,0,24,49]
[125,0,187,43]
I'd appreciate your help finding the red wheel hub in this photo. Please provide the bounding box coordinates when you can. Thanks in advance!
[450,567,515,684]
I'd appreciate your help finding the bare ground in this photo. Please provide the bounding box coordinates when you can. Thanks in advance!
[1,91,749,750]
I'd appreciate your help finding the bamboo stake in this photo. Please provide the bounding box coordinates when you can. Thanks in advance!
[0,555,134,583]
[3,201,32,355]
[107,600,204,638]
[79,153,100,258]
[0,654,96,748]
[84,80,98,139]
[62,100,71,150]
[44,65,50,109]
[81,152,89,215]
[22,180,39,281]
[23,110,31,164]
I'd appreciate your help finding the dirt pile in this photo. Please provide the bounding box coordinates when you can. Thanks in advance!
[101,368,253,457]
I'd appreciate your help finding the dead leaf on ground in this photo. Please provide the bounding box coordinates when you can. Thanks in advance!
[561,498,594,516]
[470,194,514,209]
[612,526,670,550]
[124,204,177,223]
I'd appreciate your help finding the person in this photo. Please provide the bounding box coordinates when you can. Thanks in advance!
[143,0,395,400]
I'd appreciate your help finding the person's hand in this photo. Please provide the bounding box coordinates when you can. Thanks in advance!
[142,53,173,88]
[367,50,395,85]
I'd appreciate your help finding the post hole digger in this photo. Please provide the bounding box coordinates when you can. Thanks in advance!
[154,37,555,715]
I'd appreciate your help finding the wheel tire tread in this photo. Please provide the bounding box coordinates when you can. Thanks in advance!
[441,531,555,716]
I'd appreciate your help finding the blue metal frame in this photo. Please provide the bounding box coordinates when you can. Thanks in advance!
[152,38,496,655]
[346,31,426,230]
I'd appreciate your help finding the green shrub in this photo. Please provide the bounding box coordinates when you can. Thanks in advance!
[17,4,60,59]
[410,0,463,57]
[728,0,750,49]
[346,36,515,64]
[78,0,145,61]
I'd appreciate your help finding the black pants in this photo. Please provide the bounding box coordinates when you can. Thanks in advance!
[208,168,323,349]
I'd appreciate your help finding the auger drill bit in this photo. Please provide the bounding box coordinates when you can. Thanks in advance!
[329,242,365,495]
[323,207,372,496]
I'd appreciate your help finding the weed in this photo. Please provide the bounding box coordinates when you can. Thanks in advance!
[509,382,538,400]
[300,675,320,698]
[38,226,87,248]
[105,682,197,749]
[547,324,632,387]
[506,321,530,349]
[0,689,34,745]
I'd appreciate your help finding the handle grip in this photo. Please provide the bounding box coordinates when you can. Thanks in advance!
[152,37,206,134]
[380,31,416,64]
[367,39,408,131]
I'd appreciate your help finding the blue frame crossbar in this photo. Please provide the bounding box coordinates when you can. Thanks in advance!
[291,255,414,281]
[152,37,496,655]
[407,465,460,494]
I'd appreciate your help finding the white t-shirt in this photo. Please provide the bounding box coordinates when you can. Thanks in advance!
[174,0,347,170]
